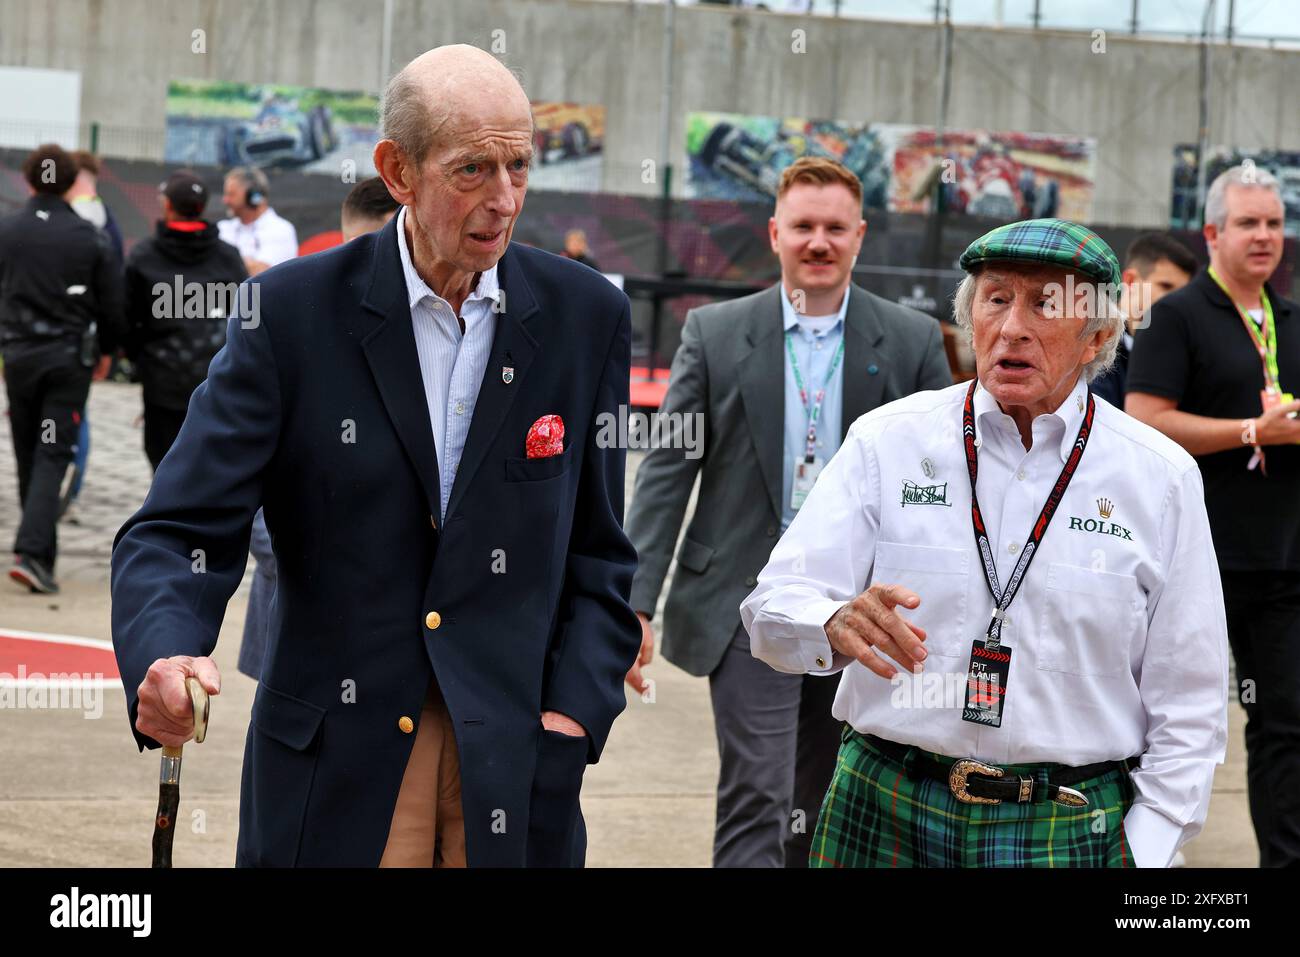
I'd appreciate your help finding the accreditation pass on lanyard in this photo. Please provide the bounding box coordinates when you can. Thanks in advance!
[1208,266,1289,472]
[960,379,1096,728]
[787,332,844,511]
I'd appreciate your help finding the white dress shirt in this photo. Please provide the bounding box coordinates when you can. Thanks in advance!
[395,206,500,522]
[217,207,299,267]
[740,376,1229,868]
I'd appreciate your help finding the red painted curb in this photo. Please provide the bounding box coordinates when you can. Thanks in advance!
[0,630,121,683]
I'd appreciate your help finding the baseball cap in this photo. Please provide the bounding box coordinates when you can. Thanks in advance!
[160,170,209,218]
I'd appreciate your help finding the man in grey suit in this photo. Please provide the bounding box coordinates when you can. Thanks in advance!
[624,157,952,867]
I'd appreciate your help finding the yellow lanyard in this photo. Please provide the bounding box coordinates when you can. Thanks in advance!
[1208,266,1279,392]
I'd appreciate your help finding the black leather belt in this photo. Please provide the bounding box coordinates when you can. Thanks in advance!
[863,734,1137,808]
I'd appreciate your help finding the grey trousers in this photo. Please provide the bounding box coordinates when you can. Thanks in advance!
[708,622,843,868]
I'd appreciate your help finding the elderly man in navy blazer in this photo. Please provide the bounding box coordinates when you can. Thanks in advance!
[110,45,641,867]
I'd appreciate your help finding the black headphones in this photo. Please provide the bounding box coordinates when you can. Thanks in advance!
[241,169,267,208]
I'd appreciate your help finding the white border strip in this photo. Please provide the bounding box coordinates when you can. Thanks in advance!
[0,628,114,651]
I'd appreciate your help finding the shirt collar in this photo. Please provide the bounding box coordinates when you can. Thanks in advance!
[972,374,1088,464]
[395,206,500,314]
[780,283,849,335]
[30,194,70,212]
[233,207,276,231]
[1197,267,1292,319]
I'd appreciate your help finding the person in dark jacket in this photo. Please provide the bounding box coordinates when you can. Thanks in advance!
[1090,232,1196,409]
[560,229,601,272]
[0,143,125,594]
[123,170,247,470]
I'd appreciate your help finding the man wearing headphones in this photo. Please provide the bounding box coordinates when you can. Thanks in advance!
[217,166,299,276]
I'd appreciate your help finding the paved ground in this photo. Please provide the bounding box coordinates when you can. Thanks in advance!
[0,380,1257,866]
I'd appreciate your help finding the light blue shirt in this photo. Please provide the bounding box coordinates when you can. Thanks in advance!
[780,284,848,531]
[395,206,500,522]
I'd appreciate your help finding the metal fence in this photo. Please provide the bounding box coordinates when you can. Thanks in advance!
[632,0,1300,49]
[0,121,167,162]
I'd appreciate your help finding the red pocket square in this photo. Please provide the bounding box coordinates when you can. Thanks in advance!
[526,414,565,459]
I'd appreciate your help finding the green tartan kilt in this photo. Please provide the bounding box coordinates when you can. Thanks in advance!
[810,728,1137,868]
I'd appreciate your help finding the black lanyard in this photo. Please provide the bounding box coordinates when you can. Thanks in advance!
[961,379,1096,650]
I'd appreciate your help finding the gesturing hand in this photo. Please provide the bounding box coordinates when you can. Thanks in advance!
[823,583,928,680]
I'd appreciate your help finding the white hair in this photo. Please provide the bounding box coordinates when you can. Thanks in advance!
[225,165,270,200]
[1205,164,1282,230]
[952,268,1126,383]
[381,68,438,167]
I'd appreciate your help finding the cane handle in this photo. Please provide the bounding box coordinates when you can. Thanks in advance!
[186,676,210,744]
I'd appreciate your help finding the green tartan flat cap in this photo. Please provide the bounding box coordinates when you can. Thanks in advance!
[959,218,1122,290]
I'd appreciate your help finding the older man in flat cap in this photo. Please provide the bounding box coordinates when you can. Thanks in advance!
[742,219,1229,867]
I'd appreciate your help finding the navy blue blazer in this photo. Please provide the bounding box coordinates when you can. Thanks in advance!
[110,215,641,866]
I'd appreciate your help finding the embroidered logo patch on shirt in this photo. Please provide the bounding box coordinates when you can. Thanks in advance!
[1067,497,1133,540]
[901,480,952,507]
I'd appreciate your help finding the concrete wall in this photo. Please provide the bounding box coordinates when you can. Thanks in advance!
[2,0,1298,226]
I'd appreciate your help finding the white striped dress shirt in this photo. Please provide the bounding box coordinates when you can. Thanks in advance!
[395,206,501,521]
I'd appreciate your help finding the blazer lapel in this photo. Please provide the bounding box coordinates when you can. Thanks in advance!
[444,244,539,521]
[360,217,442,523]
[841,283,888,440]
[738,285,786,521]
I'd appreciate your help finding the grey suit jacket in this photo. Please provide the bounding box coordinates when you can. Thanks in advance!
[624,282,953,677]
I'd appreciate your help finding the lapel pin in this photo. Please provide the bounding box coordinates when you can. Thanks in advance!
[868,364,879,375]
[921,457,935,479]
[502,366,514,385]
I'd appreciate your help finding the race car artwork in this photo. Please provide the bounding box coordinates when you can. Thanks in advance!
[531,102,605,165]
[887,126,1096,222]
[221,94,338,168]
[686,112,891,206]
[164,79,378,174]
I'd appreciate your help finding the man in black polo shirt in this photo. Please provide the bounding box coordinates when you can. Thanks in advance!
[1126,164,1299,867]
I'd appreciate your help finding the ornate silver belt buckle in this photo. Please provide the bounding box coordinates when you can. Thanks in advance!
[1052,785,1089,808]
[949,758,1004,804]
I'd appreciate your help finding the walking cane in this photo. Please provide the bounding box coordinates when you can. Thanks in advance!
[151,676,210,868]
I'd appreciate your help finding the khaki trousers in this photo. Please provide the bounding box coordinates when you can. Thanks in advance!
[379,679,467,867]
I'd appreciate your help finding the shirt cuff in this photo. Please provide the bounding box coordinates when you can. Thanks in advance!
[1123,803,1186,868]
[790,598,851,674]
